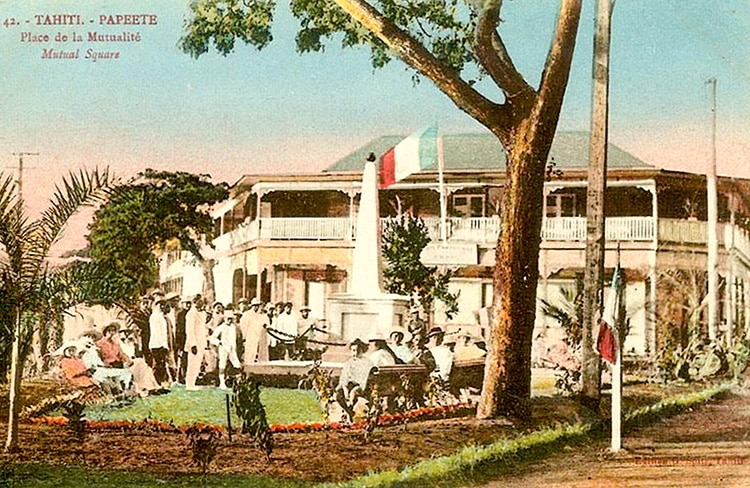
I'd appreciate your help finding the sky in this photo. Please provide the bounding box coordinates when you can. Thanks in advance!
[1,0,748,253]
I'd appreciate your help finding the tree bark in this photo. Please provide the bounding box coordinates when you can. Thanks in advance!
[200,256,216,305]
[477,121,552,419]
[477,0,582,420]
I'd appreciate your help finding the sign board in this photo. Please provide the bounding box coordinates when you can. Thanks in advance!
[420,242,478,266]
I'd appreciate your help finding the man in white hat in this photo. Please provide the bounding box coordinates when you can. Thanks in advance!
[426,327,454,382]
[237,297,269,364]
[209,311,241,389]
[296,305,316,339]
[454,330,487,361]
[149,296,171,387]
[184,294,208,390]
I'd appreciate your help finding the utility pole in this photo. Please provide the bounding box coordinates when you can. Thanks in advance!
[706,78,719,343]
[9,151,38,204]
[581,0,613,411]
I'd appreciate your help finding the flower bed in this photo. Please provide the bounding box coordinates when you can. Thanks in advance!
[28,403,476,435]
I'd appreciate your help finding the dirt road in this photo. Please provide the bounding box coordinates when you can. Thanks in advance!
[477,390,750,488]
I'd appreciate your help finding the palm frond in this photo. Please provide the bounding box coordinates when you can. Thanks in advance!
[0,175,30,294]
[15,168,112,297]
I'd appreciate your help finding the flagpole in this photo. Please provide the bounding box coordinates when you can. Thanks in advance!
[437,129,448,243]
[611,244,623,453]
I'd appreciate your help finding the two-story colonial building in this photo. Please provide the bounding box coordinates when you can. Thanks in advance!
[159,131,750,361]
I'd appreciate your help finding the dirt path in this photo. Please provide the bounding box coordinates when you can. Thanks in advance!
[476,390,750,488]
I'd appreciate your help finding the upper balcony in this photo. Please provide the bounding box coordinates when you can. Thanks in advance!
[213,215,750,262]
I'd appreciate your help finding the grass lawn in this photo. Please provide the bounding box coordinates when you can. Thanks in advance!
[84,385,325,427]
[4,463,312,488]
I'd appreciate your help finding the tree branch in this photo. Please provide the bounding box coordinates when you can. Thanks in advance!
[331,0,510,134]
[535,0,583,124]
[473,0,533,103]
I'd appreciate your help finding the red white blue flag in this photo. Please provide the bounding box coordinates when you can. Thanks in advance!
[596,266,622,364]
[379,125,438,188]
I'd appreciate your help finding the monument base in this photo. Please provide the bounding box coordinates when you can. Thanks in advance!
[327,293,410,342]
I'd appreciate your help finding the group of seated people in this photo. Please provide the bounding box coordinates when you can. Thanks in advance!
[335,326,487,421]
[57,322,165,398]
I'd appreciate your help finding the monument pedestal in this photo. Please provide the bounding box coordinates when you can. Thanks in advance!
[327,293,409,342]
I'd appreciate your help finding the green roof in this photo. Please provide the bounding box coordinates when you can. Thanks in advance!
[325,131,651,172]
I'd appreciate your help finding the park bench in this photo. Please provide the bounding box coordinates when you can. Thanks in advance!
[364,358,486,410]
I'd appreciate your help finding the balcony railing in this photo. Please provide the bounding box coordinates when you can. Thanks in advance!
[542,216,656,242]
[259,217,352,240]
[212,215,750,259]
[658,219,707,244]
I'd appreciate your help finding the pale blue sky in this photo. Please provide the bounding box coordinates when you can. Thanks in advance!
[1,0,748,222]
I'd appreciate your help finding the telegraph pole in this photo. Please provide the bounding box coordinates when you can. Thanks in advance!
[9,151,38,204]
[581,0,613,411]
[706,78,719,343]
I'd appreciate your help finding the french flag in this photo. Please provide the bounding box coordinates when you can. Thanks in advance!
[379,125,439,189]
[596,266,623,365]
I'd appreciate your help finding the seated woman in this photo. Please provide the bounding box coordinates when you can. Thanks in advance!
[335,338,375,422]
[78,332,132,395]
[60,344,98,390]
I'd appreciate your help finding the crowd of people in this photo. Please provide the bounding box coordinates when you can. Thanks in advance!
[335,323,487,421]
[55,289,487,409]
[55,289,327,395]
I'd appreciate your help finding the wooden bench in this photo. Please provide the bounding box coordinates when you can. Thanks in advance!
[365,359,486,408]
[448,359,486,393]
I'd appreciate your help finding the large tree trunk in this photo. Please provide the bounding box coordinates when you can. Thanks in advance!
[477,124,552,419]
[476,0,582,420]
[5,307,23,453]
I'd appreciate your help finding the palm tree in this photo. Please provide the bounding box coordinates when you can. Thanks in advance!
[0,168,110,452]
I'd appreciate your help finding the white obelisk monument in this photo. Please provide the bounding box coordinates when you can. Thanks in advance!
[327,154,409,340]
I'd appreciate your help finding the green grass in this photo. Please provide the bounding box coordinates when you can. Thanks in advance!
[2,463,312,488]
[322,382,735,488]
[84,385,325,427]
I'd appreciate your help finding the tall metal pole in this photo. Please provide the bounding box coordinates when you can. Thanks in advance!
[581,0,613,410]
[706,78,719,343]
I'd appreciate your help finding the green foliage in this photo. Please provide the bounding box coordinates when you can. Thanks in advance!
[299,360,335,422]
[652,336,729,383]
[233,375,274,461]
[85,169,228,306]
[727,339,750,379]
[393,372,426,414]
[381,214,459,319]
[182,0,276,58]
[61,397,88,463]
[539,285,582,395]
[0,168,111,450]
[362,384,383,442]
[181,0,477,75]
[185,424,221,476]
[0,462,310,487]
[61,398,87,440]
